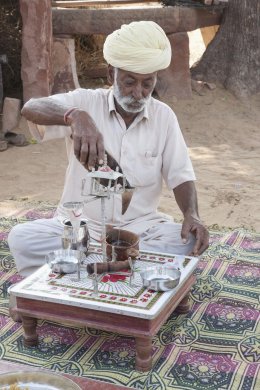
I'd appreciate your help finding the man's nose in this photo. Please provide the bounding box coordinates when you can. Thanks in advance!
[132,84,143,100]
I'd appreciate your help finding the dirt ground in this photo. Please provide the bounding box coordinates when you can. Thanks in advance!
[0,30,259,232]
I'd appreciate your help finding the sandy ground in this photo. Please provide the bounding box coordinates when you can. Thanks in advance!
[0,30,259,232]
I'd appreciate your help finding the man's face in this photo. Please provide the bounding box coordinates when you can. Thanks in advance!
[112,68,157,114]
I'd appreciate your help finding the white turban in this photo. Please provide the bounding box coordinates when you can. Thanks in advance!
[103,21,172,74]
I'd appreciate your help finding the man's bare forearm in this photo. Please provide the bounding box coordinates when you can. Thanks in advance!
[173,181,200,220]
[21,96,104,169]
[21,97,73,125]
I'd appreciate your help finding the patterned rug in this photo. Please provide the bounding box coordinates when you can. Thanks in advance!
[0,208,259,390]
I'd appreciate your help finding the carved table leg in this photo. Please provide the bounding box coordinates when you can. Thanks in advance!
[175,293,191,314]
[22,316,38,347]
[135,336,153,372]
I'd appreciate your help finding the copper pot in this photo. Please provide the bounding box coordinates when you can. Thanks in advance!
[106,228,139,261]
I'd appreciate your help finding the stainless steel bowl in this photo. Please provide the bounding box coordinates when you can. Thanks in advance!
[140,266,181,291]
[46,249,81,274]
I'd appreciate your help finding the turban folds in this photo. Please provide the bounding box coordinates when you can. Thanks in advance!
[103,21,172,74]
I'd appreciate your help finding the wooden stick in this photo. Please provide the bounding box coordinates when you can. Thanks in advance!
[87,259,131,274]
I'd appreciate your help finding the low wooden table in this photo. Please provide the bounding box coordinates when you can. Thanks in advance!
[11,246,198,372]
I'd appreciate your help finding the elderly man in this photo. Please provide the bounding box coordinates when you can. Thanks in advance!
[8,21,209,277]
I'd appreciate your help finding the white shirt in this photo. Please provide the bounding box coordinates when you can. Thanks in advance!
[29,88,196,239]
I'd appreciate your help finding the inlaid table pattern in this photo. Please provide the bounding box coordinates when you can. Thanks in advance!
[11,245,199,371]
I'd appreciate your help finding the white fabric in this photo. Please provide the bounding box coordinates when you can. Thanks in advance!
[8,218,195,277]
[27,88,195,239]
[103,21,171,74]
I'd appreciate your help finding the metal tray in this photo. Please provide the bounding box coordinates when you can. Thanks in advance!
[0,371,80,390]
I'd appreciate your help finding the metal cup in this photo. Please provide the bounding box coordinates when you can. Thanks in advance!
[61,219,90,253]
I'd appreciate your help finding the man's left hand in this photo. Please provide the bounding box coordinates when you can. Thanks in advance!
[181,216,209,256]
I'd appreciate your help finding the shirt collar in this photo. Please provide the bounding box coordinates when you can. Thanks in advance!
[108,89,149,120]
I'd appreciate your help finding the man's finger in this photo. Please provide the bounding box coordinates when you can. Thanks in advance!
[79,142,89,167]
[97,134,105,165]
[73,135,81,160]
[189,231,209,256]
[197,240,209,255]
[88,142,98,170]
[191,234,201,256]
[181,223,191,243]
[197,232,209,255]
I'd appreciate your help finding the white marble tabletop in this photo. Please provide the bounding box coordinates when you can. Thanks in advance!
[11,245,199,320]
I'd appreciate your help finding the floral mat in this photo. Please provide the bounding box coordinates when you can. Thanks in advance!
[0,208,259,390]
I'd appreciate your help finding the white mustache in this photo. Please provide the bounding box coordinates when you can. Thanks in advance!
[118,95,148,107]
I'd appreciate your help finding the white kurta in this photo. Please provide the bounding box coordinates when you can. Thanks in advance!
[29,88,196,238]
[9,88,196,276]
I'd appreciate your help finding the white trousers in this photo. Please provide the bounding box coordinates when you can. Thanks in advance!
[8,218,195,277]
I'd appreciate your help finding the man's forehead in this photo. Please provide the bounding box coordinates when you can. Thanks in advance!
[117,68,157,80]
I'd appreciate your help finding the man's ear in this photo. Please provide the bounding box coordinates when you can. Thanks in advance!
[107,65,115,85]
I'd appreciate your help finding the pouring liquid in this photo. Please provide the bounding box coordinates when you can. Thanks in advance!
[110,194,124,260]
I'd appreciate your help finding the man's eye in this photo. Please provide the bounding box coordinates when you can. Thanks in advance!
[125,81,134,87]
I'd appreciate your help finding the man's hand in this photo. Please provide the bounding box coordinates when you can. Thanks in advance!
[173,181,209,256]
[68,109,105,170]
[21,98,104,169]
[181,215,209,256]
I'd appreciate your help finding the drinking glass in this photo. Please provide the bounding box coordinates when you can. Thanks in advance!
[63,201,84,249]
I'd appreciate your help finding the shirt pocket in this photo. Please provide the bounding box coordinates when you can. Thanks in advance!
[131,152,161,187]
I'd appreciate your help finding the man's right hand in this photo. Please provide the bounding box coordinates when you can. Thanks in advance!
[67,109,105,170]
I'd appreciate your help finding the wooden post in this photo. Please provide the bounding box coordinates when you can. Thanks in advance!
[155,32,192,100]
[52,36,80,94]
[19,0,52,102]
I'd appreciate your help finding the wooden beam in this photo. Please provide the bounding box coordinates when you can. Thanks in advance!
[201,0,229,4]
[52,5,223,35]
[52,0,157,7]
